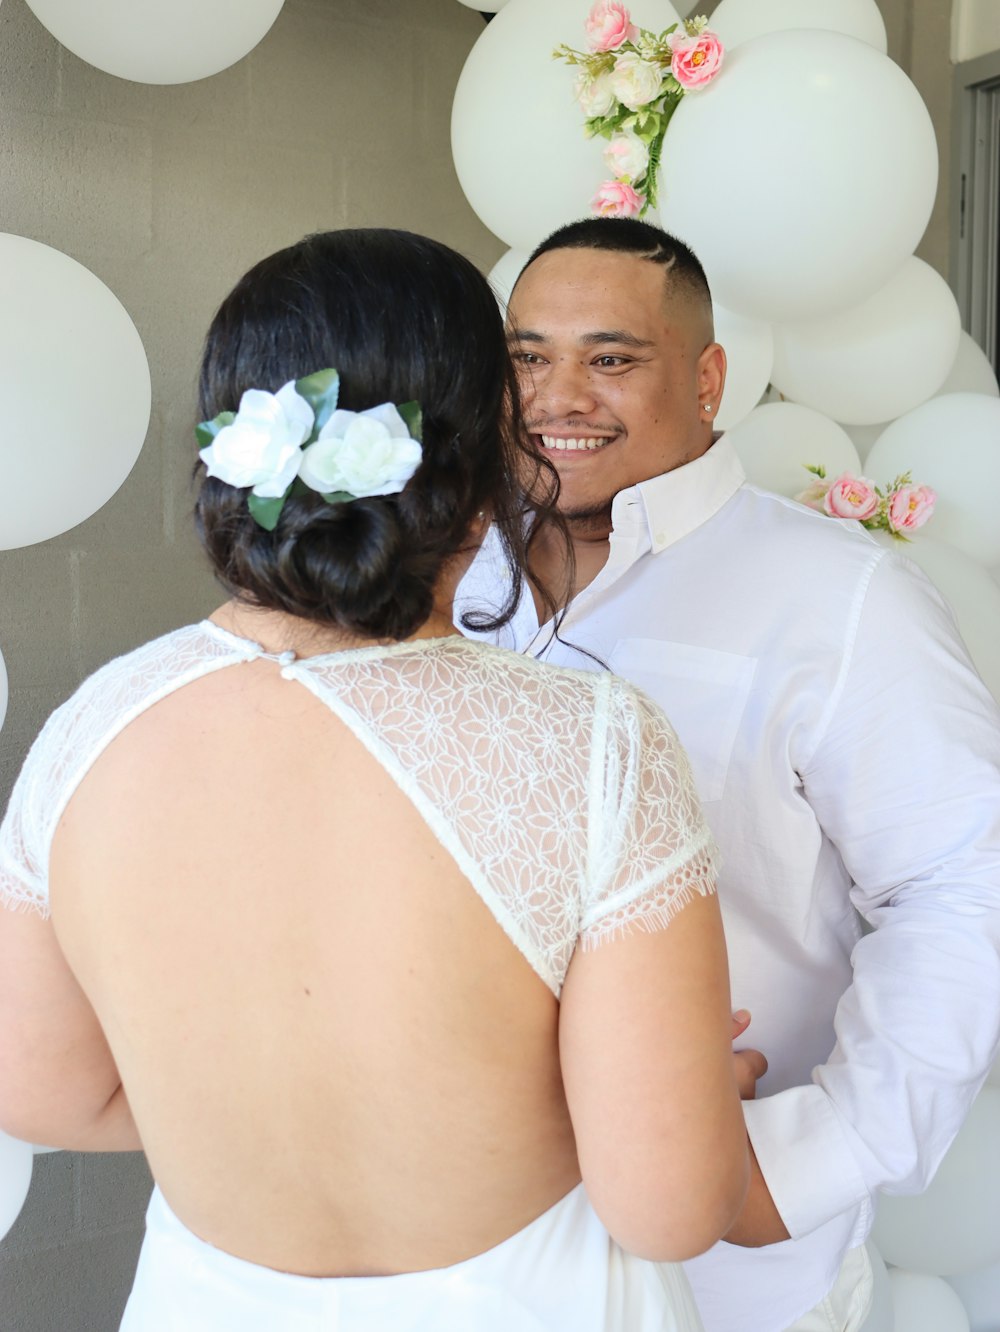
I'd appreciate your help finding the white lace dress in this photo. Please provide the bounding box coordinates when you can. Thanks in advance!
[0,622,717,1331]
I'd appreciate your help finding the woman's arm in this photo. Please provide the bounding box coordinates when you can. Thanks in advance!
[0,906,140,1151]
[559,890,749,1262]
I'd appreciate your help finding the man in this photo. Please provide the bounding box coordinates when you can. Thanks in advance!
[456,218,1000,1332]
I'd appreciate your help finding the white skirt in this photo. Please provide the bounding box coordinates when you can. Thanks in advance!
[120,1184,705,1330]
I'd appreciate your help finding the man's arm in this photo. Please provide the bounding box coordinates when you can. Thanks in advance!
[738,551,1000,1244]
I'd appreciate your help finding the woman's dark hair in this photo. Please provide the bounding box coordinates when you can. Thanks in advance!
[196,228,568,641]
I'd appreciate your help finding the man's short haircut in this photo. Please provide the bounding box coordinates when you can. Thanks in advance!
[521,217,712,308]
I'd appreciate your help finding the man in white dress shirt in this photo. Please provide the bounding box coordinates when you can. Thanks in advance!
[456,218,1000,1332]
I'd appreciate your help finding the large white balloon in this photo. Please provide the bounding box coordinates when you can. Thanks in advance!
[659,31,937,321]
[888,1271,970,1332]
[452,0,682,249]
[488,249,531,315]
[0,235,150,551]
[711,0,887,53]
[873,535,1000,704]
[937,331,1000,399]
[771,258,961,425]
[859,1242,895,1332]
[0,1131,33,1241]
[713,305,774,431]
[946,1261,1000,1332]
[723,402,861,498]
[865,394,1000,568]
[872,1088,1000,1276]
[23,0,284,84]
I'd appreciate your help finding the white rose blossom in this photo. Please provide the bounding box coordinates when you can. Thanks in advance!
[199,382,313,498]
[610,52,662,110]
[574,69,616,118]
[603,129,650,180]
[298,403,422,498]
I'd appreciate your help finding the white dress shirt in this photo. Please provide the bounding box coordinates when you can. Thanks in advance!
[455,438,1000,1332]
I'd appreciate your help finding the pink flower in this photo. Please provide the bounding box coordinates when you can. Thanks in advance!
[794,478,831,512]
[591,179,645,218]
[887,484,936,534]
[670,31,724,90]
[585,1,638,52]
[823,474,881,522]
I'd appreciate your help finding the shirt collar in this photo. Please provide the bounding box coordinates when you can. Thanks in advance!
[618,436,745,554]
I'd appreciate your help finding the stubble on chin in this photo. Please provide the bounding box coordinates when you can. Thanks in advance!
[559,498,615,538]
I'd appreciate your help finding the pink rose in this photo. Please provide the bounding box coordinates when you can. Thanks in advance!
[887,484,936,534]
[585,1,638,53]
[823,474,881,522]
[591,179,645,218]
[670,32,724,90]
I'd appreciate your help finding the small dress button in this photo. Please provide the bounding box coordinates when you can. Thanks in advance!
[280,665,295,680]
[277,650,296,666]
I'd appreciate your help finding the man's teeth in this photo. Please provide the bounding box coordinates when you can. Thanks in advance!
[540,435,611,451]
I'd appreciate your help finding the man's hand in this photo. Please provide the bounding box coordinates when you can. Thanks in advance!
[730,1009,767,1100]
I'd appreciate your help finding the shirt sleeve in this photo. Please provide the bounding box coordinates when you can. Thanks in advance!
[580,677,719,948]
[745,550,1000,1241]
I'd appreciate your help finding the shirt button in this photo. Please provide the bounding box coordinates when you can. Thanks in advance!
[655,532,667,545]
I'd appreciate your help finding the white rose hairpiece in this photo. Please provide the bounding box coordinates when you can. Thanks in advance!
[196,368,423,531]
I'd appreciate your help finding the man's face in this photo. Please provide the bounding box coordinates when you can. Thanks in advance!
[507,247,722,524]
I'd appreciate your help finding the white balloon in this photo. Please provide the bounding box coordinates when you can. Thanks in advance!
[0,1131,33,1241]
[723,402,861,499]
[488,249,531,315]
[873,1089,1000,1277]
[887,1271,970,1332]
[771,258,961,425]
[659,31,937,321]
[452,0,682,249]
[0,235,150,551]
[937,331,1000,400]
[457,0,511,8]
[713,305,774,431]
[946,1261,1000,1332]
[864,394,1000,567]
[860,1242,896,1332]
[872,535,1000,705]
[23,0,284,85]
[711,0,887,54]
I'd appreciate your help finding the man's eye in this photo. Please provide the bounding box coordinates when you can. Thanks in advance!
[512,352,545,366]
[595,355,629,368]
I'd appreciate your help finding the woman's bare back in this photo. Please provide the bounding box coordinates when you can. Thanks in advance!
[50,649,581,1276]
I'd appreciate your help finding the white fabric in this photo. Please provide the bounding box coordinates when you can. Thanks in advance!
[456,437,1000,1332]
[121,1184,705,1331]
[781,1244,873,1332]
[0,626,717,996]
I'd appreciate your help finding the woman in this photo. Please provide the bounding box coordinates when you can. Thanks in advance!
[0,229,747,1329]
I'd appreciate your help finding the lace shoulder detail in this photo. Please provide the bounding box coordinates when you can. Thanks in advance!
[0,624,252,916]
[581,677,719,950]
[289,642,717,991]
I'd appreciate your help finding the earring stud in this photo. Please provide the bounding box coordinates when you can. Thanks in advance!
[703,404,712,412]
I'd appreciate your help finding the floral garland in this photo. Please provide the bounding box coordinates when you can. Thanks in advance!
[554,1,724,219]
[796,465,937,539]
[196,369,423,531]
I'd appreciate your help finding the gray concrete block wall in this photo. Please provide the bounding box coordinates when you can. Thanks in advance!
[0,0,501,1326]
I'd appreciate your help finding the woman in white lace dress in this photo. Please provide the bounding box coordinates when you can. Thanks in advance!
[0,229,747,1330]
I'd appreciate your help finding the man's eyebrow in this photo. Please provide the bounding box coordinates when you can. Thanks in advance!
[506,328,654,348]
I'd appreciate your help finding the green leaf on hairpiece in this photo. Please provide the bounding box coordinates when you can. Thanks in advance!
[320,490,355,505]
[396,400,422,442]
[247,492,288,532]
[295,368,340,436]
[195,410,236,450]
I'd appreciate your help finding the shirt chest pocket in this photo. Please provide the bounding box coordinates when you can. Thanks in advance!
[609,639,757,804]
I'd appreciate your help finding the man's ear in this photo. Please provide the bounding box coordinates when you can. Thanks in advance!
[697,342,727,420]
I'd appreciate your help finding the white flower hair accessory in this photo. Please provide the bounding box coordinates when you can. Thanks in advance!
[196,369,423,531]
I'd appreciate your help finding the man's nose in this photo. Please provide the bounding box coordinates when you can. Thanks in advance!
[530,359,599,418]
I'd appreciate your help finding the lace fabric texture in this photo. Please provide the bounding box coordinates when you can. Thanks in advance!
[0,624,717,994]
